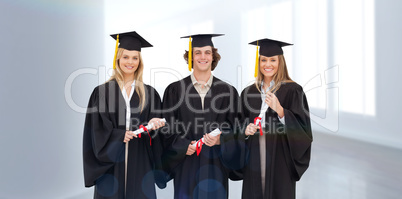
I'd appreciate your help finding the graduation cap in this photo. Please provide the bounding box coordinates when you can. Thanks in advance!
[181,34,224,71]
[110,31,152,69]
[249,38,293,77]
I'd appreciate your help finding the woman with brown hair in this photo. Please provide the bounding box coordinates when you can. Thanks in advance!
[83,31,166,199]
[239,38,312,199]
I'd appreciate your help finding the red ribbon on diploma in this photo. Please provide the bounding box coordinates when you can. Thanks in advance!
[139,125,152,146]
[254,117,263,136]
[195,139,204,156]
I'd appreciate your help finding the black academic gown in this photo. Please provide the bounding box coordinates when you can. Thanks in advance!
[83,79,166,199]
[161,75,242,199]
[239,82,312,199]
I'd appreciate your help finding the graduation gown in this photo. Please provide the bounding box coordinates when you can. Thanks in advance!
[239,82,312,199]
[161,75,242,199]
[83,79,166,199]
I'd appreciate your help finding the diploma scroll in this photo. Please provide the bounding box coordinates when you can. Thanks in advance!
[132,118,166,135]
[192,128,221,156]
[254,103,268,136]
[132,118,166,145]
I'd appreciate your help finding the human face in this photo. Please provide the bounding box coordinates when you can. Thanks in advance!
[259,55,279,81]
[192,46,213,72]
[119,50,140,78]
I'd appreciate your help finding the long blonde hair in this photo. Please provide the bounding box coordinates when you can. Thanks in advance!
[108,48,146,112]
[255,54,293,93]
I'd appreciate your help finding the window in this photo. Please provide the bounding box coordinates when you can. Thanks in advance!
[334,0,375,115]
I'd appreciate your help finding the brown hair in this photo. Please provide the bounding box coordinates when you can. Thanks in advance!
[108,48,146,112]
[183,47,221,71]
[255,54,294,93]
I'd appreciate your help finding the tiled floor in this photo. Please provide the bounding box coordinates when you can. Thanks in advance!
[296,132,402,199]
[157,132,402,199]
[140,131,402,199]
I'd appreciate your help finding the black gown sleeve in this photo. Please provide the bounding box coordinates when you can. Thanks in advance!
[83,86,126,187]
[146,86,168,189]
[160,83,192,180]
[228,88,252,180]
[282,86,313,181]
[218,86,245,172]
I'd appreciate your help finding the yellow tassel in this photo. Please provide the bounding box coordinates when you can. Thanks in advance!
[113,34,119,70]
[188,36,192,71]
[254,40,259,77]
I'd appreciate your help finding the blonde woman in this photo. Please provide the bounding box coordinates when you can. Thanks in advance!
[83,31,166,199]
[239,39,312,199]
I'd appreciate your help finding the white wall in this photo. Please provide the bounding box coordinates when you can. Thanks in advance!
[0,0,103,198]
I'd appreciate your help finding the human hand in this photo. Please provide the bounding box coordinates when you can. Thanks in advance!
[148,118,165,130]
[186,141,196,155]
[265,91,284,118]
[245,123,260,136]
[204,132,221,147]
[124,130,137,143]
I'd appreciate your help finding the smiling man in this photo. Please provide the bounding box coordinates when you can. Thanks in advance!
[161,34,242,199]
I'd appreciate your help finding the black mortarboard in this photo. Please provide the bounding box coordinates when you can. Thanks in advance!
[181,34,224,48]
[249,38,292,57]
[181,34,224,71]
[110,31,152,69]
[249,38,293,77]
[110,31,152,51]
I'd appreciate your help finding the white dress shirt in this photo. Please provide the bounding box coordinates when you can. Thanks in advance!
[122,81,136,130]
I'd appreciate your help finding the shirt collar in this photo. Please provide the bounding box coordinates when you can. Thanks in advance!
[191,73,213,87]
[261,80,275,94]
[122,80,136,91]
[125,80,136,87]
